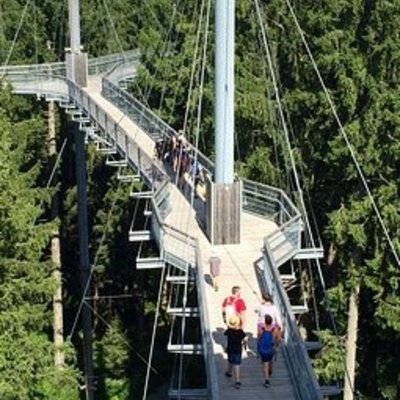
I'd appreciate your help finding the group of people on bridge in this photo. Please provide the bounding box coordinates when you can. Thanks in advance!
[222,286,283,390]
[154,131,206,198]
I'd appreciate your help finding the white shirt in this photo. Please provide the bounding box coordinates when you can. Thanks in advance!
[257,303,282,328]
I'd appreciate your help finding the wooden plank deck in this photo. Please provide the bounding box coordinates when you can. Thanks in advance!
[84,76,297,400]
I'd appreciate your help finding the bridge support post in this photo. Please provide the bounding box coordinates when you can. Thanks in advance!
[206,180,241,244]
[67,0,87,87]
[209,0,241,244]
[74,126,95,400]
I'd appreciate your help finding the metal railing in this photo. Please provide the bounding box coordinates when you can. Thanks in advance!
[101,72,215,178]
[262,242,323,400]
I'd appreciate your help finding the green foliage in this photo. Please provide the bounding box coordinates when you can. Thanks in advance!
[312,329,346,383]
[0,94,79,398]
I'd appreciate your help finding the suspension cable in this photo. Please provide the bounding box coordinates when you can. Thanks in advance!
[142,265,167,400]
[188,0,211,211]
[83,300,159,374]
[69,174,124,338]
[254,0,354,392]
[1,0,31,68]
[284,0,400,267]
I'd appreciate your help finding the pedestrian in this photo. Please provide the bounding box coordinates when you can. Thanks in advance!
[224,314,247,389]
[257,314,278,388]
[222,286,247,330]
[256,293,282,345]
[209,249,221,292]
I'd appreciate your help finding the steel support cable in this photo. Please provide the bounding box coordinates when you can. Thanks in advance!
[156,5,179,110]
[254,24,286,189]
[101,0,149,107]
[284,0,400,268]
[69,176,124,338]
[32,137,68,225]
[142,261,168,400]
[254,0,328,296]
[254,0,354,393]
[142,1,181,102]
[168,1,202,138]
[182,0,206,137]
[174,0,205,186]
[82,300,159,375]
[1,0,31,69]
[188,0,211,212]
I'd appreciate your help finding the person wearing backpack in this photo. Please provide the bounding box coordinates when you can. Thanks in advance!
[257,314,278,388]
[222,286,247,329]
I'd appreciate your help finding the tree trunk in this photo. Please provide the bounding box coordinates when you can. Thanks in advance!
[48,101,65,369]
[344,243,361,400]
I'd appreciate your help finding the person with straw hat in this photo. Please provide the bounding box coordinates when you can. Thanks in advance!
[224,314,246,389]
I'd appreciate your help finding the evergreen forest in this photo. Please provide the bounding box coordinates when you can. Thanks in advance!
[0,0,399,399]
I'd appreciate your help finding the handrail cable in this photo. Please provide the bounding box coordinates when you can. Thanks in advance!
[142,259,168,400]
[254,0,355,392]
[284,0,400,268]
[83,300,159,375]
[1,0,31,69]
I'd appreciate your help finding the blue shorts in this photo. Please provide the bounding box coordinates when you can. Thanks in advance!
[260,352,274,363]
[228,352,242,365]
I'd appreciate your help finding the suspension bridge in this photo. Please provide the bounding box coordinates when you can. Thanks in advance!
[0,1,344,399]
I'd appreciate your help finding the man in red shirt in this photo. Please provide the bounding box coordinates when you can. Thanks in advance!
[222,286,247,330]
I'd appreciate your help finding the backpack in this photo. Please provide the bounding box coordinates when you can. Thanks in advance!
[223,298,237,322]
[258,330,275,358]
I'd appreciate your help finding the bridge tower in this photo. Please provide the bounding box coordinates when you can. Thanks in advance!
[207,0,241,245]
[66,0,87,86]
[67,1,94,400]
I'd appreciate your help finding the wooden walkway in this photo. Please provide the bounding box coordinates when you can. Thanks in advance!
[84,76,297,400]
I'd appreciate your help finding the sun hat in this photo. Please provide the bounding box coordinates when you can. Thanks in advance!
[227,314,240,330]
[210,248,219,258]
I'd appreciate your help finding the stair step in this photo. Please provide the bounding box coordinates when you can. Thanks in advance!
[97,147,117,155]
[166,275,194,284]
[320,385,342,396]
[291,304,308,314]
[168,388,207,399]
[136,257,164,270]
[106,159,128,167]
[167,343,203,355]
[117,173,140,183]
[280,273,296,282]
[167,307,199,317]
[304,341,323,351]
[294,247,324,260]
[130,190,153,199]
[129,230,151,242]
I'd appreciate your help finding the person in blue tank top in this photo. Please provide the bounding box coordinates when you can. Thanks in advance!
[257,314,279,388]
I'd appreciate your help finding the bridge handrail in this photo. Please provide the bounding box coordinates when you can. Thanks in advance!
[0,51,139,79]
[262,242,323,400]
[242,178,300,223]
[101,72,215,177]
[150,179,217,399]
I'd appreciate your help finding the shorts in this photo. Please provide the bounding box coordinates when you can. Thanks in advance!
[260,352,274,363]
[228,352,242,365]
